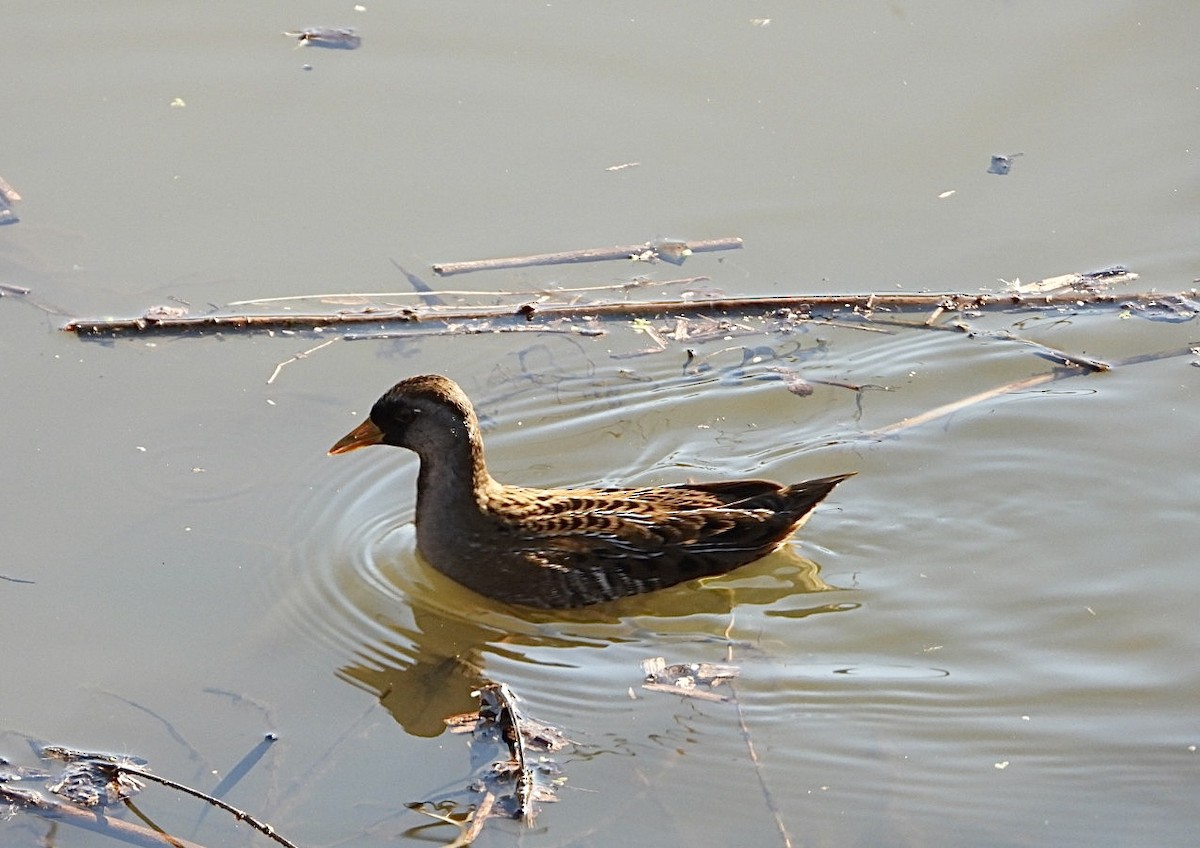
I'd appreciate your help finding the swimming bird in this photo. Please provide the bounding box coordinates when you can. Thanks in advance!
[329,375,851,609]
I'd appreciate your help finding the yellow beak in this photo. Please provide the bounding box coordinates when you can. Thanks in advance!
[328,418,385,455]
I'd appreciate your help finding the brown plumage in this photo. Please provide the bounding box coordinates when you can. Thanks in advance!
[329,374,852,608]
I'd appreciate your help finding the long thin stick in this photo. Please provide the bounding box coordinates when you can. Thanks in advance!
[63,287,1194,337]
[431,237,744,275]
[116,765,301,848]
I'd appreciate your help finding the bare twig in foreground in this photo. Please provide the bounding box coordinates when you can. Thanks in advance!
[0,784,208,848]
[112,763,300,848]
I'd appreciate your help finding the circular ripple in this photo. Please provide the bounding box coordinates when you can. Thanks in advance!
[271,379,860,733]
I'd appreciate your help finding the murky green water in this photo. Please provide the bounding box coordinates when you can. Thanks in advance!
[3,3,1197,847]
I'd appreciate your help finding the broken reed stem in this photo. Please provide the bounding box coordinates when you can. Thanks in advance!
[0,785,209,848]
[431,237,744,275]
[63,288,1195,336]
[720,620,795,848]
[267,337,338,384]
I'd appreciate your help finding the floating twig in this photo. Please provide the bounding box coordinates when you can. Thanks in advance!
[266,337,338,384]
[0,784,209,848]
[431,237,744,275]
[115,763,300,848]
[67,278,1190,339]
[33,745,300,848]
[952,323,1111,372]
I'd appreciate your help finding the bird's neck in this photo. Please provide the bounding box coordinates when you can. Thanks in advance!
[412,424,498,523]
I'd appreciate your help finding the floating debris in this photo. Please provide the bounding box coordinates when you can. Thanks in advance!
[767,366,815,396]
[40,746,147,808]
[641,656,740,702]
[143,304,189,320]
[988,152,1023,175]
[0,174,21,203]
[1002,265,1136,295]
[433,682,567,835]
[283,27,361,50]
[650,239,693,265]
[0,173,21,225]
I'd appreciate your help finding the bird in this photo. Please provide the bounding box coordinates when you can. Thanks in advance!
[329,375,852,609]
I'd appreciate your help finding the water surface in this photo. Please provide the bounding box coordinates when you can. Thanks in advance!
[2,3,1197,847]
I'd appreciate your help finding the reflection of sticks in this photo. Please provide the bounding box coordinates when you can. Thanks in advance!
[869,344,1199,437]
[0,784,208,848]
[342,323,606,341]
[66,286,1190,337]
[432,237,743,275]
[870,371,1061,437]
[870,315,1113,372]
[266,338,338,384]
[720,630,794,848]
[227,275,710,307]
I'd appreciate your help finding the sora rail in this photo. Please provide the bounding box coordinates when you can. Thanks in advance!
[329,375,852,609]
